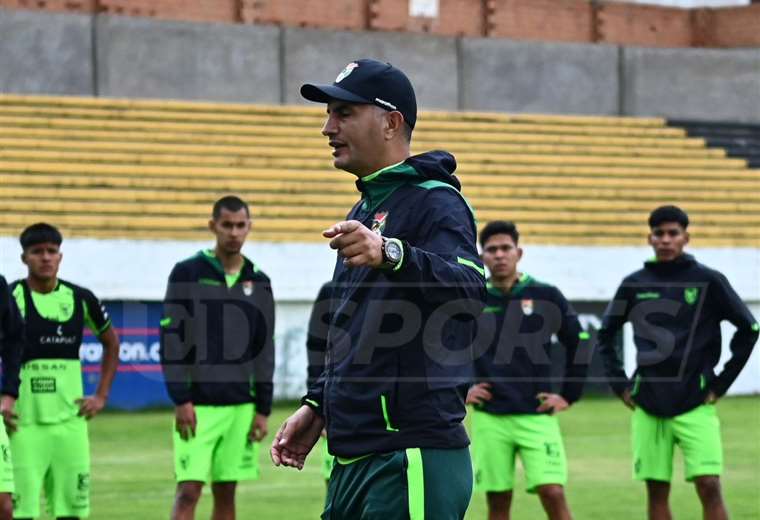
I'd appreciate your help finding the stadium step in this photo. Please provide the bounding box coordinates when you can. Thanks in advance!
[0,94,757,247]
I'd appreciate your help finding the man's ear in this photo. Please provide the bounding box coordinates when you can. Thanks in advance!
[516,247,523,262]
[20,253,27,266]
[208,219,216,233]
[684,231,690,245]
[385,111,405,140]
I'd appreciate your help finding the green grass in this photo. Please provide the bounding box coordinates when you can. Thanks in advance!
[53,396,760,518]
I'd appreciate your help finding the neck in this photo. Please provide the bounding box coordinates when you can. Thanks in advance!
[357,146,410,179]
[492,271,521,293]
[27,275,57,294]
[214,246,243,274]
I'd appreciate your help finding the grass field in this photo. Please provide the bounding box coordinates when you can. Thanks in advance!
[52,396,760,519]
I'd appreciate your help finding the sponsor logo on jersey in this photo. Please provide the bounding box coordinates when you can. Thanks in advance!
[31,377,56,393]
[521,299,534,316]
[243,280,254,296]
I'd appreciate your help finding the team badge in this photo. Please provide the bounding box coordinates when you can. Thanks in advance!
[521,299,534,316]
[371,211,389,236]
[684,287,699,305]
[335,62,358,83]
[243,281,254,296]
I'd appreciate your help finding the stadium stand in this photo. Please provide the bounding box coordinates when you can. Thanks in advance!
[669,120,760,168]
[0,93,757,247]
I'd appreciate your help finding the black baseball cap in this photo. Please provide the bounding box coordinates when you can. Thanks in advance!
[300,59,418,130]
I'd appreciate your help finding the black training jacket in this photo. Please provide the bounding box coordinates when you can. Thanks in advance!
[597,254,758,417]
[303,151,487,458]
[160,251,275,415]
[0,275,23,397]
[473,275,588,415]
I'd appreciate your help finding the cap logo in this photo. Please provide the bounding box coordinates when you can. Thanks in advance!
[335,62,359,83]
[375,98,397,110]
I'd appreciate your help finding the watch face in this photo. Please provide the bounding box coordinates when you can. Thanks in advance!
[386,240,402,262]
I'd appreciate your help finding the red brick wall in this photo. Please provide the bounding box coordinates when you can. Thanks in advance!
[370,0,486,37]
[240,0,366,30]
[0,0,95,14]
[693,4,760,48]
[488,0,593,43]
[97,0,238,22]
[596,2,692,47]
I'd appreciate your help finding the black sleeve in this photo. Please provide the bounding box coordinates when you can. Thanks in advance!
[251,277,275,416]
[306,283,332,389]
[553,288,588,404]
[596,282,632,396]
[82,288,112,336]
[0,276,23,398]
[710,272,759,397]
[159,264,195,405]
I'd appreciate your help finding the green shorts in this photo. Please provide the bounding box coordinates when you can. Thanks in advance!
[632,404,722,482]
[471,410,567,493]
[323,447,471,520]
[11,417,90,518]
[173,403,259,483]
[320,437,334,481]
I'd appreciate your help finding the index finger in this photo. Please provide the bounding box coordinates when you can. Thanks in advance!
[323,220,361,238]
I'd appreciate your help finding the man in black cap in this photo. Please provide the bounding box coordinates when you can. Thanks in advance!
[271,59,486,519]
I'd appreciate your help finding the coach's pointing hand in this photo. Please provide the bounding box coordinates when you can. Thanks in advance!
[271,405,324,470]
[324,220,383,269]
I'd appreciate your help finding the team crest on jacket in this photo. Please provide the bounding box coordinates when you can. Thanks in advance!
[521,299,534,316]
[371,211,389,235]
[684,287,698,305]
[243,281,254,296]
[335,62,358,83]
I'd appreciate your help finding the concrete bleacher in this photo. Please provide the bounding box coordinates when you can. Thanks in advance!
[0,94,757,247]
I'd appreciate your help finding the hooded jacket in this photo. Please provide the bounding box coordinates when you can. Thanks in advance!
[0,275,23,397]
[597,254,758,417]
[159,251,275,415]
[303,151,487,458]
[473,275,588,415]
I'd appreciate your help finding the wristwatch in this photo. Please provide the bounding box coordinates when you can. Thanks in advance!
[380,237,404,270]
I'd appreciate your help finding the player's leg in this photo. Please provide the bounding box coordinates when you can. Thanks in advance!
[631,408,675,520]
[173,481,204,520]
[471,410,517,520]
[514,415,571,520]
[172,405,223,519]
[645,480,672,520]
[46,418,90,520]
[0,423,14,520]
[209,403,258,519]
[486,491,512,520]
[673,404,727,520]
[210,481,236,520]
[11,423,51,520]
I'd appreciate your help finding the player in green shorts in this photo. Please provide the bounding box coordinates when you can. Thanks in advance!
[598,205,759,520]
[468,221,588,520]
[0,274,25,520]
[160,196,275,520]
[10,223,120,520]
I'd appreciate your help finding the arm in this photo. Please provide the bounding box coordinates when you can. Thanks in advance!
[596,283,633,397]
[159,264,195,406]
[251,278,275,418]
[306,283,332,388]
[78,290,119,419]
[709,272,759,397]
[388,189,486,309]
[554,288,589,405]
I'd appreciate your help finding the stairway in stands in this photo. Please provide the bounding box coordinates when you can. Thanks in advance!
[669,120,760,169]
[0,94,757,247]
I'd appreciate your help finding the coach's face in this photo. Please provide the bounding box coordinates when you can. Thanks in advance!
[322,100,386,176]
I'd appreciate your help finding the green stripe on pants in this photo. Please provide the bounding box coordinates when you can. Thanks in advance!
[406,448,424,519]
